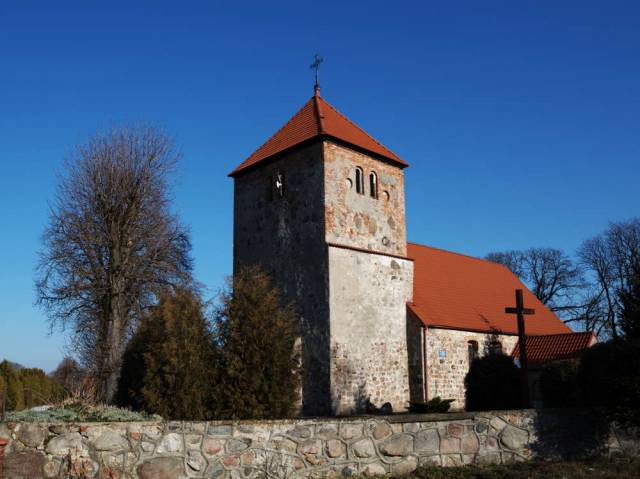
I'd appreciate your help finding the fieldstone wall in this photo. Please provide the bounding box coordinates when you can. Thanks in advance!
[426,328,519,409]
[233,142,332,416]
[328,246,413,415]
[1,410,637,478]
[324,142,407,257]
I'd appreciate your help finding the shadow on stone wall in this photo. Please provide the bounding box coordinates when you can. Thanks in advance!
[531,409,611,459]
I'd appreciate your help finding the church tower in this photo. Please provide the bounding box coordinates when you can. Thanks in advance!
[230,86,413,415]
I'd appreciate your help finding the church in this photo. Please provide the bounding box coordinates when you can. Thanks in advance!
[229,84,590,416]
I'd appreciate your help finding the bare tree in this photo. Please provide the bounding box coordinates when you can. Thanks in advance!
[51,357,86,399]
[486,248,583,314]
[36,126,192,403]
[578,218,640,339]
[485,251,526,279]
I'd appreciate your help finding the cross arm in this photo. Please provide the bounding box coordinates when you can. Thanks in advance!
[505,307,536,315]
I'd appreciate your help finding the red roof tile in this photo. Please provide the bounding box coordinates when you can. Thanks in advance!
[407,242,572,335]
[230,88,407,176]
[511,332,596,365]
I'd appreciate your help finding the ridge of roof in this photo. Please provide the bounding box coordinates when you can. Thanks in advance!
[318,95,405,164]
[229,97,318,177]
[314,89,326,133]
[407,241,510,270]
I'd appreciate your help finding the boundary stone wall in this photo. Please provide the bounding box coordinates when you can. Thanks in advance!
[0,410,638,478]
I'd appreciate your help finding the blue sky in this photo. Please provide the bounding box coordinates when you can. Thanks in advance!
[1,1,638,371]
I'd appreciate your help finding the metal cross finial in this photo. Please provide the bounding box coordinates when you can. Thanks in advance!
[310,54,324,90]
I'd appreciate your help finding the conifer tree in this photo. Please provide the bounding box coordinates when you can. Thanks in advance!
[117,287,215,419]
[0,361,23,410]
[214,266,300,419]
[18,368,64,405]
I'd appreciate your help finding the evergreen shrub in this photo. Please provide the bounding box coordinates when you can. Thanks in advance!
[464,354,521,411]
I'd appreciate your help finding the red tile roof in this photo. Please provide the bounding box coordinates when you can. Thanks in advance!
[230,88,407,176]
[511,332,596,365]
[407,242,572,335]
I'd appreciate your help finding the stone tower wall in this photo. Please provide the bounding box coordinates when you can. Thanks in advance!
[328,246,413,415]
[233,139,414,416]
[323,141,412,415]
[233,142,332,415]
[324,142,407,257]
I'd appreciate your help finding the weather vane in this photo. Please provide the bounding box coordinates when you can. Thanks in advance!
[310,54,324,90]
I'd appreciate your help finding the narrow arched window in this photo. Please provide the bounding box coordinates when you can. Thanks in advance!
[467,340,479,364]
[275,172,285,198]
[355,167,364,195]
[369,171,378,199]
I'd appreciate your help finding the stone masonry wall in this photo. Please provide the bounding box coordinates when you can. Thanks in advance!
[324,142,407,257]
[328,246,413,415]
[233,142,331,415]
[426,328,519,410]
[1,410,637,478]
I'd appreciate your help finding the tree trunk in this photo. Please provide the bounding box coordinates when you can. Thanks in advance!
[97,283,127,403]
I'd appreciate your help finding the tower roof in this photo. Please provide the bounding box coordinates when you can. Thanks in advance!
[230,88,407,177]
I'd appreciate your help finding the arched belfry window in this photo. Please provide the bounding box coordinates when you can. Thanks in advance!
[355,167,364,195]
[369,171,378,199]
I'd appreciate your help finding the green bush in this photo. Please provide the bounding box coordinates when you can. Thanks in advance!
[409,397,455,413]
[540,360,580,408]
[213,266,300,419]
[578,340,640,428]
[464,354,521,411]
[0,361,23,410]
[117,287,216,420]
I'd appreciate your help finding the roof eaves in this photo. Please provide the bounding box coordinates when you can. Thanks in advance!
[228,136,325,178]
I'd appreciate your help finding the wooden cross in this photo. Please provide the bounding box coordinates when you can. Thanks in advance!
[310,54,324,89]
[505,289,535,408]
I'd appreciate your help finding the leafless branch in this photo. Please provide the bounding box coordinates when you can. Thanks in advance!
[35,125,192,402]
